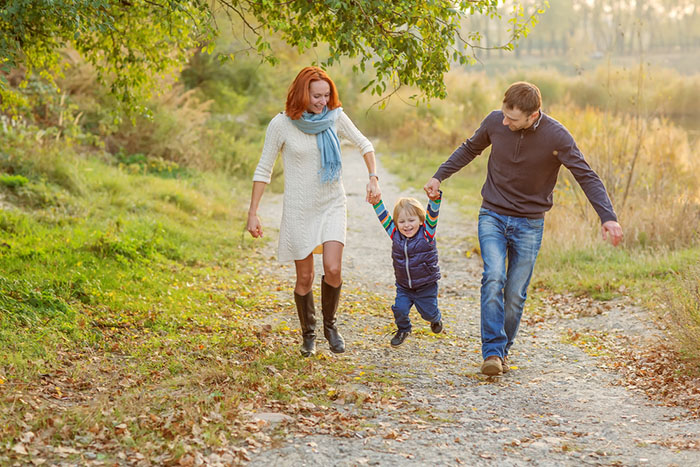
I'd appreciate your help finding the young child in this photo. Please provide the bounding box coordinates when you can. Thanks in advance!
[373,191,443,346]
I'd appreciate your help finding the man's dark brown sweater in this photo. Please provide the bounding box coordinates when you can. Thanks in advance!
[433,110,617,223]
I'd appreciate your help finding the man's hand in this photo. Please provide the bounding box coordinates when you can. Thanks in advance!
[601,220,623,246]
[423,178,441,200]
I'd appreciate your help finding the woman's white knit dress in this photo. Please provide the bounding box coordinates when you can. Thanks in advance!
[253,110,374,262]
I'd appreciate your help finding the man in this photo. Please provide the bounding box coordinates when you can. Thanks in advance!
[424,81,623,376]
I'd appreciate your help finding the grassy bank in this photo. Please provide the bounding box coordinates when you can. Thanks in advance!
[0,133,362,462]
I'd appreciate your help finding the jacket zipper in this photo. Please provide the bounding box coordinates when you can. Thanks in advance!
[403,238,412,288]
[515,131,524,159]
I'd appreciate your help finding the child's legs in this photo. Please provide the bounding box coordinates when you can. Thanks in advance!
[412,282,441,323]
[391,285,413,332]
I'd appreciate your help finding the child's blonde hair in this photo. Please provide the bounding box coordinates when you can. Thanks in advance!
[393,197,425,223]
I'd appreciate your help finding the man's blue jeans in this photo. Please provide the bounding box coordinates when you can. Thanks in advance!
[478,208,544,359]
[392,282,441,332]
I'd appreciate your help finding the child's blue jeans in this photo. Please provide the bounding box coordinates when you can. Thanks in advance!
[392,281,441,332]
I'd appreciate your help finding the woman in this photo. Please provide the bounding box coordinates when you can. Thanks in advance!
[247,66,381,357]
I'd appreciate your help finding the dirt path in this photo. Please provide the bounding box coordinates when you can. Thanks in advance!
[247,146,700,466]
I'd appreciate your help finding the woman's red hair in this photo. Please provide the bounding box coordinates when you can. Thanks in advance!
[285,66,341,120]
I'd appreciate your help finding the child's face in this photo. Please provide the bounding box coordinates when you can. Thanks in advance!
[396,210,422,238]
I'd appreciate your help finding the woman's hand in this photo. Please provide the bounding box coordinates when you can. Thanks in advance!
[247,212,264,238]
[366,177,381,204]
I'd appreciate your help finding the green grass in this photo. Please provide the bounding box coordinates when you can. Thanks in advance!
[0,142,363,463]
[534,245,700,300]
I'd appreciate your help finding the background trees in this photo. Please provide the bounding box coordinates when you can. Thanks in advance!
[0,0,541,111]
[468,0,699,63]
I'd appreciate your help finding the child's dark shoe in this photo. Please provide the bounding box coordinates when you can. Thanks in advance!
[430,320,443,334]
[390,329,411,347]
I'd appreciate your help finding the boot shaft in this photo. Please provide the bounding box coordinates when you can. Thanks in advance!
[321,276,342,324]
[321,276,345,353]
[294,290,316,357]
[294,291,316,337]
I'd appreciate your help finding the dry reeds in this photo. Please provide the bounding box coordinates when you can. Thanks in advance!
[548,105,699,250]
[662,265,700,363]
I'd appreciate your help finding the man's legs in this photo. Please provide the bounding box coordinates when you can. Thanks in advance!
[478,209,508,360]
[503,217,544,357]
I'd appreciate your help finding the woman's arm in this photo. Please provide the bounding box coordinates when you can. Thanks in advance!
[248,115,285,238]
[247,181,267,238]
[336,111,381,204]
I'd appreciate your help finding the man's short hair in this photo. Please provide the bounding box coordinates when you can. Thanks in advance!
[503,81,541,115]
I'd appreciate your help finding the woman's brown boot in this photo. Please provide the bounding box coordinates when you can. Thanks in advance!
[294,291,316,357]
[321,276,345,353]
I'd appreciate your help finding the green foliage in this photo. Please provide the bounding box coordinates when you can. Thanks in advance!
[0,139,363,460]
[243,0,542,103]
[2,1,544,112]
[85,222,182,262]
[0,173,28,188]
[0,277,73,325]
[1,0,215,112]
[0,140,239,351]
[534,245,700,300]
[115,152,191,179]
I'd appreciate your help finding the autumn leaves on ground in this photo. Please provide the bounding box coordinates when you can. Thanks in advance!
[0,156,376,462]
[1,142,699,464]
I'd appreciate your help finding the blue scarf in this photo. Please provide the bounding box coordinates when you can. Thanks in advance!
[291,107,342,183]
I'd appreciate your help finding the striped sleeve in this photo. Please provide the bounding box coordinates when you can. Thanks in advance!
[424,191,442,240]
[373,199,396,239]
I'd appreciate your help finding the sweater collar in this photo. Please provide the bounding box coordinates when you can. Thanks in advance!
[528,110,544,132]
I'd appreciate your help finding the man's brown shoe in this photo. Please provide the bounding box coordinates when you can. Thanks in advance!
[481,356,503,376]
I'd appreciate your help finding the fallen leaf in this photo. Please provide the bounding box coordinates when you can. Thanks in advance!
[12,443,28,455]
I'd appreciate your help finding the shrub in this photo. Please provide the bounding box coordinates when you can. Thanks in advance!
[0,174,28,188]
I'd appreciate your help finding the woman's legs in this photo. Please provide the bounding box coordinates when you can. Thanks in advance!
[321,241,343,287]
[321,241,345,353]
[294,254,315,295]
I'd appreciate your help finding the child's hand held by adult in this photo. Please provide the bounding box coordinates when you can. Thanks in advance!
[423,178,441,200]
[366,177,381,204]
